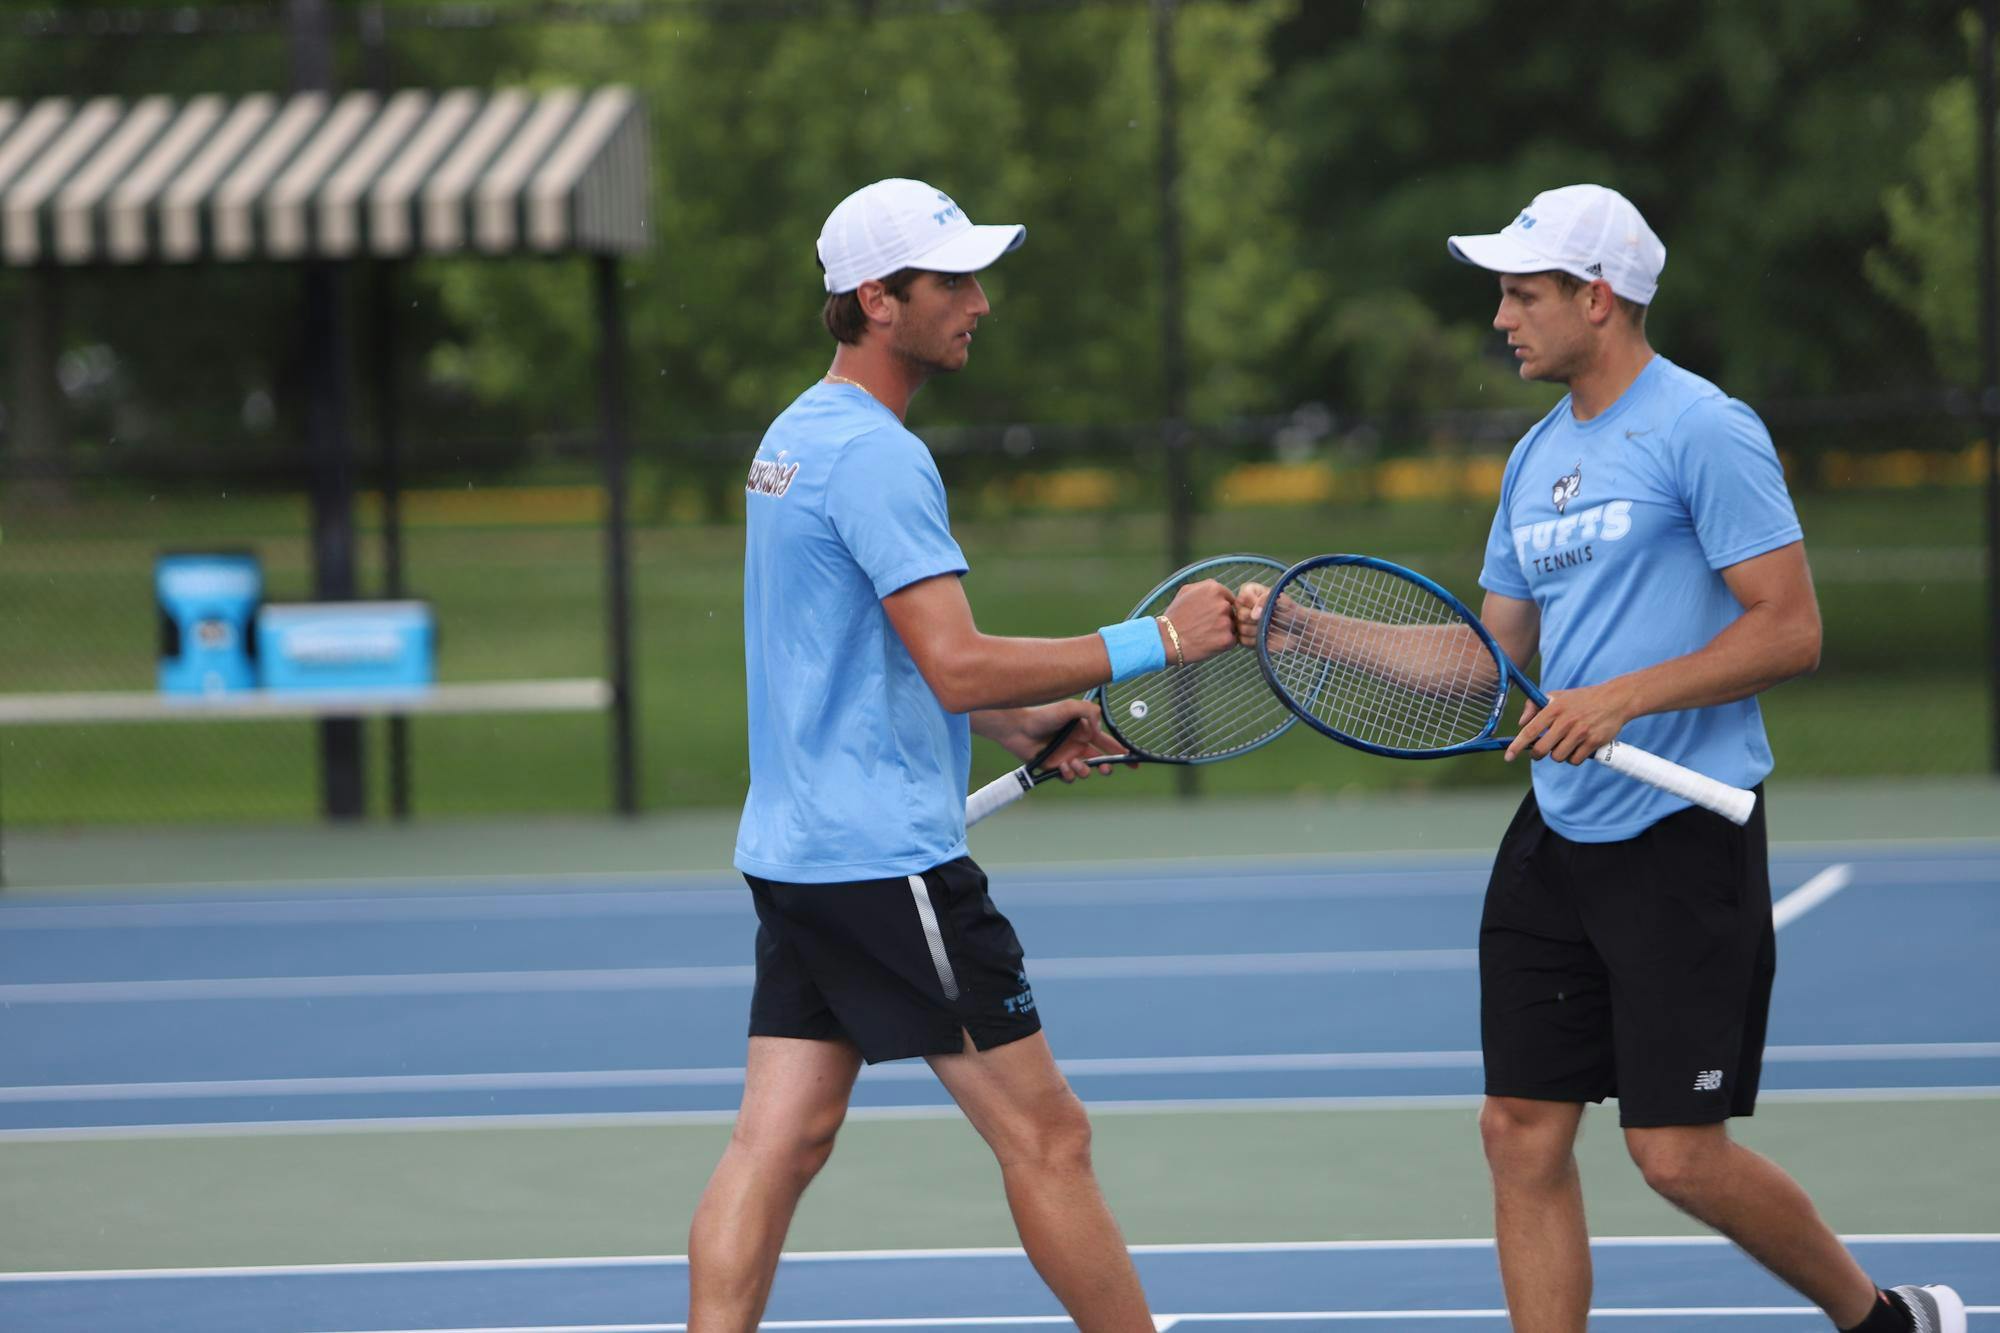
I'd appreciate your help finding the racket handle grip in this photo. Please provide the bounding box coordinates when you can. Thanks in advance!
[966,765,1036,828]
[1593,741,1756,826]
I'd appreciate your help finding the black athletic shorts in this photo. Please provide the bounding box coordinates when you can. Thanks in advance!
[743,856,1042,1064]
[1479,786,1775,1127]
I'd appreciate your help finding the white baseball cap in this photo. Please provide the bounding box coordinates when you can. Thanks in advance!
[1447,184,1666,305]
[817,178,1026,295]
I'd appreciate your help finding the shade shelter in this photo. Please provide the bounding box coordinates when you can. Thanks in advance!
[0,87,649,825]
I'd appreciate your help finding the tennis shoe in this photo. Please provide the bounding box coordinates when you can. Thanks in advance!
[1890,1284,1967,1333]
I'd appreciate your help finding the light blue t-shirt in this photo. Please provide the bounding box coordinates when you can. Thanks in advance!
[734,382,972,883]
[1478,356,1804,843]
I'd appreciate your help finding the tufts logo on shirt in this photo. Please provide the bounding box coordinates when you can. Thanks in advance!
[1512,499,1633,575]
[1551,459,1583,514]
[746,450,800,498]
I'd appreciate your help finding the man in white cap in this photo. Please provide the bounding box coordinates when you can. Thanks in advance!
[1449,185,1965,1333]
[687,179,1234,1331]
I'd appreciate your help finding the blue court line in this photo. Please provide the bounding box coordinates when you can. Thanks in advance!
[3,1238,1993,1333]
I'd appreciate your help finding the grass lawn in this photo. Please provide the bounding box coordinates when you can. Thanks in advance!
[0,485,1986,825]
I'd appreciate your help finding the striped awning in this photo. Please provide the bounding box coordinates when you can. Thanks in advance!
[0,87,649,266]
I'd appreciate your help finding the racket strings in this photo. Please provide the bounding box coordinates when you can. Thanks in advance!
[1266,564,1503,752]
[1099,559,1294,763]
[1113,636,1288,759]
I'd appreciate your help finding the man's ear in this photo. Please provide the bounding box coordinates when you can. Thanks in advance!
[854,278,896,327]
[1584,278,1620,327]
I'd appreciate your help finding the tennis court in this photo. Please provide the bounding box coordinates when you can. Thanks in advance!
[1,787,1994,1330]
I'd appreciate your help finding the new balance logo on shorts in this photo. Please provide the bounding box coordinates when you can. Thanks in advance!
[1693,1069,1725,1092]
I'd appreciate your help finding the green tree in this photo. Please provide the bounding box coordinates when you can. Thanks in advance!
[427,2,1318,440]
[1867,14,1991,386]
[1268,0,1965,408]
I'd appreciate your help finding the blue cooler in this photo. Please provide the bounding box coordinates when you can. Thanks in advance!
[255,601,436,691]
[156,551,262,695]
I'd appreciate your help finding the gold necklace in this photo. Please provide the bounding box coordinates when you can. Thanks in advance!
[823,373,885,407]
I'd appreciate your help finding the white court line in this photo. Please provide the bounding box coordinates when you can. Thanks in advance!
[0,1098,1478,1141]
[9,1042,1997,1105]
[1773,864,1854,930]
[9,1234,1992,1280]
[1762,1042,2000,1061]
[9,832,1995,907]
[0,887,754,928]
[0,964,757,1003]
[0,861,1491,926]
[0,949,1477,1003]
[127,1305,2000,1331]
[0,1054,1482,1103]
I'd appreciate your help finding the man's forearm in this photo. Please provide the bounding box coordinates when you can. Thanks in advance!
[969,705,1049,746]
[928,632,1121,713]
[1290,609,1495,697]
[1610,602,1820,719]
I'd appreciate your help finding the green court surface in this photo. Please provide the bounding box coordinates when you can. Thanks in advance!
[2,1101,1994,1273]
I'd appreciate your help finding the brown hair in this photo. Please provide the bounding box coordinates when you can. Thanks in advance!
[821,267,925,344]
[1548,270,1647,328]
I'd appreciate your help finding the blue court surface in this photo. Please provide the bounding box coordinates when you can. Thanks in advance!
[2,839,1995,1329]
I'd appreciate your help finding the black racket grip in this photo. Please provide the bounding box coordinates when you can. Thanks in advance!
[1025,717,1080,775]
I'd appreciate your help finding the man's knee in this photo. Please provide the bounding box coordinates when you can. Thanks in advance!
[994,1090,1094,1174]
[1479,1097,1579,1186]
[1625,1126,1725,1207]
[735,1106,847,1184]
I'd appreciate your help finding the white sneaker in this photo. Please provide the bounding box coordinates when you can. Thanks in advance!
[1890,1284,1968,1333]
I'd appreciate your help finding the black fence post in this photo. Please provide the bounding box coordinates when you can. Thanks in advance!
[304,258,365,819]
[1981,0,1999,774]
[291,0,364,819]
[1153,0,1199,801]
[596,256,639,816]
[369,260,413,819]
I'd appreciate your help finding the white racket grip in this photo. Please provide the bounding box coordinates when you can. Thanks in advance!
[966,765,1036,828]
[1592,741,1756,826]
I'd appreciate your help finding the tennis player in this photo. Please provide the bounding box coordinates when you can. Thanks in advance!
[1433,184,1963,1333]
[688,178,1235,1332]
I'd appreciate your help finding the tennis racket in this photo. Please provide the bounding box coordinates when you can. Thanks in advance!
[1253,554,1756,825]
[965,554,1298,827]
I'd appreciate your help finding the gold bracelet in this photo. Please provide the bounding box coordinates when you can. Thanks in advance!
[1156,614,1186,669]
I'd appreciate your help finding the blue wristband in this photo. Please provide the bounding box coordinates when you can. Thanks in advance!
[1098,617,1167,683]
